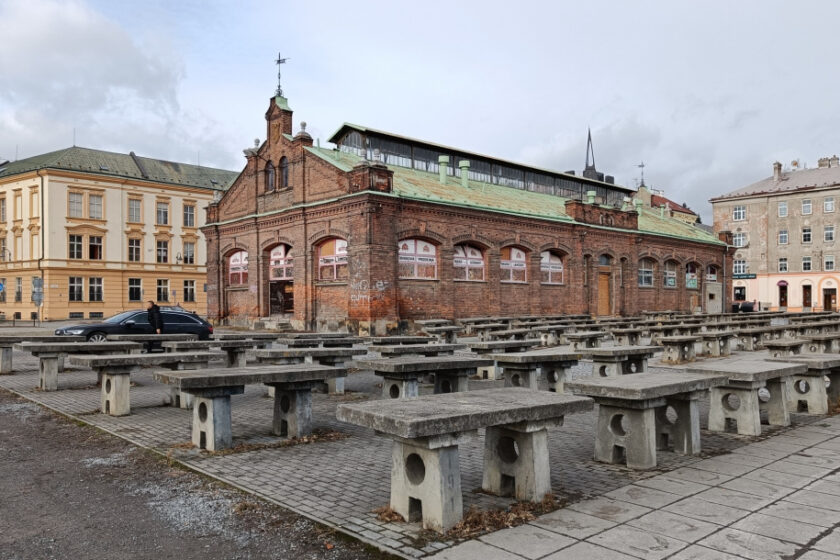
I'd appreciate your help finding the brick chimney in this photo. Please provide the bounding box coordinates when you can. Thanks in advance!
[773,161,782,181]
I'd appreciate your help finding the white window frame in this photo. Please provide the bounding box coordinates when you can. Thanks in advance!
[733,232,747,247]
[803,227,812,243]
[540,251,565,285]
[732,205,746,221]
[778,201,788,217]
[825,255,835,272]
[803,256,812,272]
[733,260,747,275]
[826,225,835,242]
[638,259,655,287]
[826,197,836,213]
[778,258,788,272]
[500,247,528,283]
[802,199,812,215]
[779,230,788,244]
[397,239,437,280]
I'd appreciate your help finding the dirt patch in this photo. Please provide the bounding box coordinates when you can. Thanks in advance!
[0,388,396,560]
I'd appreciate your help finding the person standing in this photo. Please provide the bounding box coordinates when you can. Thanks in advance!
[147,300,164,334]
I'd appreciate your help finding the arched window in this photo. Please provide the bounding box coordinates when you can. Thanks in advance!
[706,265,718,282]
[270,245,293,279]
[228,250,248,285]
[638,258,655,287]
[664,260,678,288]
[599,254,612,266]
[453,244,484,281]
[398,239,437,279]
[279,156,289,189]
[265,162,275,192]
[500,246,527,283]
[540,251,564,284]
[318,238,348,280]
[686,262,699,289]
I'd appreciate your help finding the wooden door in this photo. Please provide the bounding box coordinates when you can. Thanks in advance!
[803,285,812,308]
[779,286,788,307]
[597,272,611,316]
[823,289,836,311]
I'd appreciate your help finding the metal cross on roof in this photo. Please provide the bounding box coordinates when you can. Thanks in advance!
[275,52,289,97]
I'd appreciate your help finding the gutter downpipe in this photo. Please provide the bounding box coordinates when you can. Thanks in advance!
[36,170,45,322]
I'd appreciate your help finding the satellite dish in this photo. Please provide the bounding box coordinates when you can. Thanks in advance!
[791,160,799,168]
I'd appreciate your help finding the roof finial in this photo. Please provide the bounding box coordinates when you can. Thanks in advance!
[637,161,646,187]
[585,128,595,170]
[275,51,289,97]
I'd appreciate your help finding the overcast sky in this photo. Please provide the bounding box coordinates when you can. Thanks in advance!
[1,0,839,222]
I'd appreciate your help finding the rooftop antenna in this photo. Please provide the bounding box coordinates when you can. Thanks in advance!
[275,51,290,97]
[637,161,646,186]
[73,127,76,147]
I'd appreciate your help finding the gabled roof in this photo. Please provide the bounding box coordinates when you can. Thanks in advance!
[711,165,840,201]
[0,146,238,191]
[304,146,722,246]
[650,193,697,216]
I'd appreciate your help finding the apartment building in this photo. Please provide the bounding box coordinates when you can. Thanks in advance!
[0,147,237,320]
[712,157,840,311]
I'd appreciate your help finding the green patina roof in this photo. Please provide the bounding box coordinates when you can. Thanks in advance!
[305,146,722,245]
[0,146,239,191]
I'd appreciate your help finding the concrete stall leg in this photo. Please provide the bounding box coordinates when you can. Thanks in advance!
[592,360,622,378]
[170,387,195,409]
[382,376,419,400]
[57,355,66,372]
[789,375,829,415]
[38,356,59,391]
[655,396,701,455]
[761,379,791,427]
[101,373,131,416]
[272,388,313,438]
[434,373,468,394]
[544,366,569,393]
[827,371,840,410]
[192,395,233,451]
[390,438,463,533]
[594,405,657,469]
[225,349,248,369]
[708,386,761,436]
[504,366,538,390]
[0,345,12,373]
[482,424,553,502]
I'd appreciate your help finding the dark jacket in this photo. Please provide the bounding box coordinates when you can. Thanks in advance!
[148,304,164,332]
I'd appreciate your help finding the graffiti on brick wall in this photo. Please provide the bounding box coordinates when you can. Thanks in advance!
[350,278,390,304]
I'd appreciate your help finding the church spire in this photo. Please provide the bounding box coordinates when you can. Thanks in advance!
[584,128,596,171]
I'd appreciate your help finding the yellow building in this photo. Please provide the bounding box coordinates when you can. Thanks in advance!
[0,147,237,321]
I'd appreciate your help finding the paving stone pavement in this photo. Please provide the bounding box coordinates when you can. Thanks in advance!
[1,343,838,559]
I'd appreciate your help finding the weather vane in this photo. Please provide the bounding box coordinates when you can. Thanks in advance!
[275,52,289,97]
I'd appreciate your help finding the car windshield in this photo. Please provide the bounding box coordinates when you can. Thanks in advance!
[104,311,141,324]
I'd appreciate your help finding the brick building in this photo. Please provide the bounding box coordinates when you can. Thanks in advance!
[203,93,730,334]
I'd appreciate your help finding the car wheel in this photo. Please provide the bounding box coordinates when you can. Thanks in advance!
[87,332,107,342]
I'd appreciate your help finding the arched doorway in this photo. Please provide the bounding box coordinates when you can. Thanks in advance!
[597,254,613,316]
[268,244,294,315]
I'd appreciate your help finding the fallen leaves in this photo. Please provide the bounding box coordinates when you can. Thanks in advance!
[373,506,405,523]
[445,494,563,540]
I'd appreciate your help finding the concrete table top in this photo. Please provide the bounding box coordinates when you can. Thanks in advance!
[0,335,84,344]
[212,333,280,341]
[698,331,737,338]
[336,387,593,439]
[610,328,644,334]
[414,319,452,326]
[422,326,463,332]
[366,336,434,345]
[355,356,493,373]
[766,354,840,370]
[467,339,542,351]
[153,363,346,390]
[14,341,142,353]
[687,358,807,383]
[106,333,197,342]
[256,347,367,359]
[802,333,840,341]
[566,331,607,338]
[69,351,225,368]
[280,332,352,339]
[275,337,364,347]
[566,371,728,400]
[490,349,582,364]
[587,346,660,358]
[658,335,701,343]
[369,344,465,354]
[161,340,257,350]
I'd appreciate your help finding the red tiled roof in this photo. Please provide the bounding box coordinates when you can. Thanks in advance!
[651,193,697,216]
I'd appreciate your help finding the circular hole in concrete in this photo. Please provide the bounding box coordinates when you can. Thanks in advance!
[722,393,741,411]
[665,405,678,424]
[198,402,208,422]
[795,380,811,395]
[609,414,627,437]
[510,374,521,387]
[105,379,112,393]
[389,384,400,399]
[758,388,771,403]
[440,379,452,393]
[629,362,638,373]
[497,436,520,464]
[598,365,608,377]
[405,453,425,485]
[810,345,818,353]
[280,395,291,413]
[825,375,832,389]
[547,370,559,383]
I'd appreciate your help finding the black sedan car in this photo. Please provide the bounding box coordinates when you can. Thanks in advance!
[55,309,213,341]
